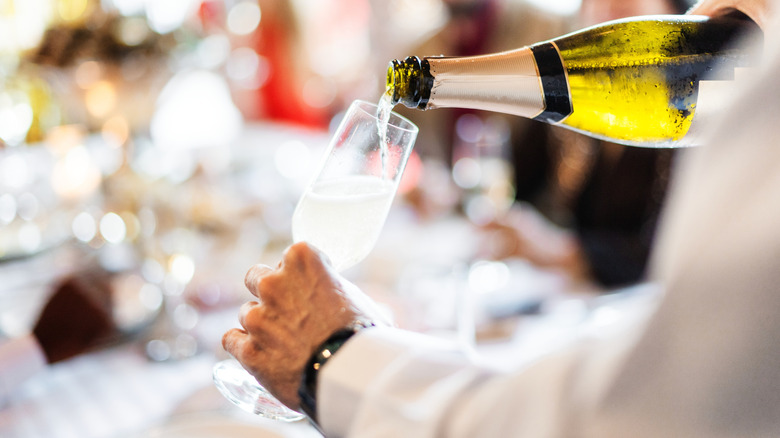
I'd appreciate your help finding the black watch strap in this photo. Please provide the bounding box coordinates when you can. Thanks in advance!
[298,326,366,423]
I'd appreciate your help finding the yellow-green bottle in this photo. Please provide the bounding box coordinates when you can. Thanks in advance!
[387,14,760,147]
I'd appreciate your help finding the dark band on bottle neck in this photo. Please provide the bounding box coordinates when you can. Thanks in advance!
[417,59,434,109]
[530,42,572,123]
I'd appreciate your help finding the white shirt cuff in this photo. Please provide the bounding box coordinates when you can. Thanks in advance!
[317,326,463,436]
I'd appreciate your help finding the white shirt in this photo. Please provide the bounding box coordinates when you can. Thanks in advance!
[318,1,780,436]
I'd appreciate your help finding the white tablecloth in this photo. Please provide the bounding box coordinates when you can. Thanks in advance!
[0,338,321,438]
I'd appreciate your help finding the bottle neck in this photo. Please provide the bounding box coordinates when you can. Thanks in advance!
[387,57,434,109]
[423,46,571,121]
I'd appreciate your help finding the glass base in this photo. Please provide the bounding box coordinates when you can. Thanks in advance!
[212,358,306,422]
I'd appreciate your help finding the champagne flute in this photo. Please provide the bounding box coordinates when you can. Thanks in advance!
[213,99,418,420]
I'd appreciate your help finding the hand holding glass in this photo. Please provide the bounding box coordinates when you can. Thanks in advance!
[213,100,418,420]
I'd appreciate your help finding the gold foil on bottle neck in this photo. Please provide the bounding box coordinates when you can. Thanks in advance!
[426,47,545,118]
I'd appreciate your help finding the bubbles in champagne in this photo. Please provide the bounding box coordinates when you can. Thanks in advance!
[292,175,396,271]
[376,92,394,180]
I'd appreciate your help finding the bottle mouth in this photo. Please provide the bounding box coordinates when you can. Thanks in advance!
[386,59,406,105]
[386,56,426,108]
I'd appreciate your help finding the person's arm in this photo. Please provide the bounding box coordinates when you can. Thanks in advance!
[317,294,657,437]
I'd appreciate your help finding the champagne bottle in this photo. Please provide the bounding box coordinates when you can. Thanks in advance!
[387,14,760,147]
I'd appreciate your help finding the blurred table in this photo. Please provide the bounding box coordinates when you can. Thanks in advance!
[0,313,321,438]
[0,294,640,438]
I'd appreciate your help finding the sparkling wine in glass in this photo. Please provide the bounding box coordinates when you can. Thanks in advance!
[213,99,418,421]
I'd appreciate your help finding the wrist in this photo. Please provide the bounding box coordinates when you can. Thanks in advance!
[298,322,372,423]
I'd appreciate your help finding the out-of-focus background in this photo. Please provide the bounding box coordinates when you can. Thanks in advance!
[0,0,588,347]
[0,0,669,437]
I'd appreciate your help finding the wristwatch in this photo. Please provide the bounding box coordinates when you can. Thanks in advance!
[298,323,372,423]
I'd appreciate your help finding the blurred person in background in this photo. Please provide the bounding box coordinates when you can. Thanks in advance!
[223,0,780,436]
[399,0,694,290]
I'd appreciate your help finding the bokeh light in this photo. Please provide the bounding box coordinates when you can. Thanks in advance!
[18,222,42,253]
[0,90,34,146]
[16,193,40,221]
[226,47,267,89]
[72,211,97,242]
[150,70,242,150]
[120,211,140,241]
[0,0,54,53]
[169,253,195,284]
[102,115,130,145]
[145,0,199,34]
[0,153,32,189]
[107,0,145,16]
[197,34,231,69]
[51,145,102,199]
[58,0,89,22]
[116,15,151,46]
[0,194,16,224]
[85,80,117,119]
[452,157,481,189]
[100,212,127,244]
[468,260,510,294]
[141,257,166,284]
[227,1,261,36]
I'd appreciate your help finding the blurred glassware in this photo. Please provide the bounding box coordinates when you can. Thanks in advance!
[0,145,70,261]
[451,113,516,226]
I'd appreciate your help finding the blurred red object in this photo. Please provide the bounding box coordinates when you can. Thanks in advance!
[252,0,329,129]
[197,0,225,32]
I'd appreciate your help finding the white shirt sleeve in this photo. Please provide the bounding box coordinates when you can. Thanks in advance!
[318,308,652,438]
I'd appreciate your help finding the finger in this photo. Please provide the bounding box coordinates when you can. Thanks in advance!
[222,327,248,358]
[238,300,260,331]
[244,264,274,298]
